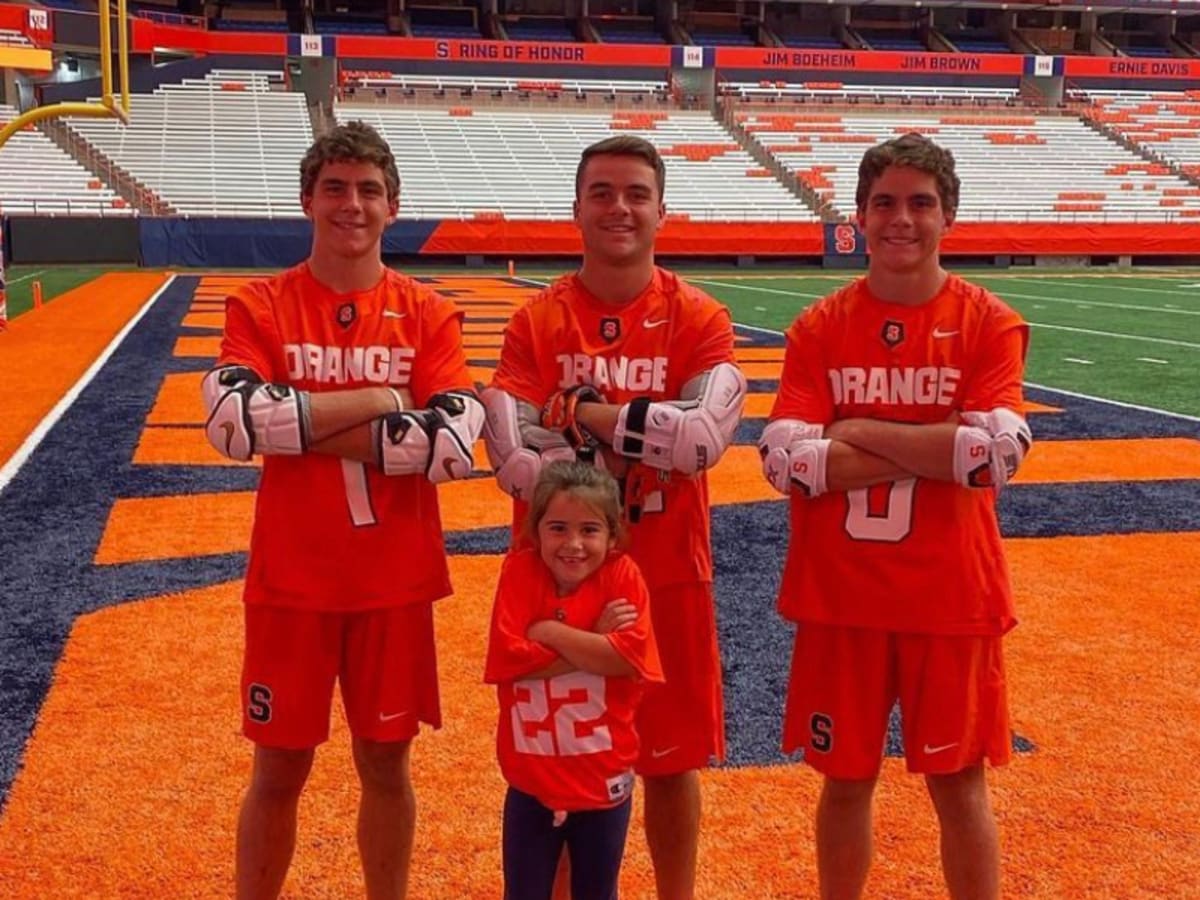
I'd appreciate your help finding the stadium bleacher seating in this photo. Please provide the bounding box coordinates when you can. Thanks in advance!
[738,110,1200,221]
[0,104,133,216]
[504,17,576,43]
[335,103,818,222]
[722,82,1020,107]
[65,71,311,217]
[0,28,33,46]
[690,29,756,47]
[780,33,844,49]
[857,28,925,52]
[594,21,664,45]
[1082,89,1200,178]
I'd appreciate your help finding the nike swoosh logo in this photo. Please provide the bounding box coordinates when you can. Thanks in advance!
[383,310,407,319]
[643,318,669,329]
[650,746,679,759]
[220,421,236,456]
[379,711,410,723]
[923,741,959,755]
[443,457,460,480]
[932,328,959,339]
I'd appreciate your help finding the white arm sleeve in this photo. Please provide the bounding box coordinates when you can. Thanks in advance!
[481,386,575,500]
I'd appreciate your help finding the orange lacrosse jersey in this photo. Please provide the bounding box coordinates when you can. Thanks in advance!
[216,262,473,612]
[484,548,663,812]
[771,274,1028,635]
[491,268,736,590]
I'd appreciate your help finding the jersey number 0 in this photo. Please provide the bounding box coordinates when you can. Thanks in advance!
[845,478,916,542]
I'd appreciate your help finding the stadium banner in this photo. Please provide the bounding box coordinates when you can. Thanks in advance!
[131,19,287,55]
[1063,56,1200,80]
[822,222,866,260]
[942,223,1200,256]
[713,48,1025,76]
[0,46,51,72]
[0,3,49,43]
[420,220,823,256]
[335,36,672,67]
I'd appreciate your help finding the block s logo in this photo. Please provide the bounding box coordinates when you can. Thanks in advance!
[834,224,858,255]
[247,683,273,724]
[810,713,834,753]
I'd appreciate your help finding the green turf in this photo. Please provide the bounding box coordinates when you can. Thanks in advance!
[688,272,1200,419]
[2,265,127,318]
[2,264,1197,419]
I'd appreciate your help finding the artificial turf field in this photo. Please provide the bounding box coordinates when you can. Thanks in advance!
[0,267,1197,898]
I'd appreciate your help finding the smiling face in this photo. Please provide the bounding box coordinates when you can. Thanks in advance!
[536,490,615,596]
[301,159,398,263]
[573,153,666,268]
[857,164,954,287]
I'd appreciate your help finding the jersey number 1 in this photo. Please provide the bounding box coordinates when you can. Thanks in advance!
[845,478,915,542]
[342,460,378,526]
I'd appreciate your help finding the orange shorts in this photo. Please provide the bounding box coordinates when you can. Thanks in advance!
[241,602,441,749]
[635,582,725,776]
[782,623,1010,780]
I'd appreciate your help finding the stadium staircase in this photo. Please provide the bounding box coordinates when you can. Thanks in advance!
[722,112,821,216]
[39,117,174,215]
[0,103,133,216]
[61,70,312,217]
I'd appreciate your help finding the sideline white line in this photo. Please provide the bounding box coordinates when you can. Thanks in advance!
[1029,322,1200,349]
[0,275,177,497]
[691,277,824,300]
[6,269,46,286]
[993,285,1200,316]
[1024,382,1200,424]
[1018,277,1200,299]
[731,319,1200,423]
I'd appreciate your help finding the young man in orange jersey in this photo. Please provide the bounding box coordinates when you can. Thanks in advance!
[760,133,1032,900]
[201,121,483,900]
[482,135,747,899]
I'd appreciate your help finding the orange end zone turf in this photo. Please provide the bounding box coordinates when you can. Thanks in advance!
[1,274,1197,899]
[1,535,1197,897]
[0,273,168,468]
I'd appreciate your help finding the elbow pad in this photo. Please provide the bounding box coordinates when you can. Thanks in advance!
[612,363,747,475]
[377,390,484,483]
[201,366,310,460]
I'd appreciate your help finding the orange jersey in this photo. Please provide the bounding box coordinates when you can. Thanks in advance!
[771,274,1028,635]
[216,263,473,612]
[491,268,736,589]
[484,548,663,812]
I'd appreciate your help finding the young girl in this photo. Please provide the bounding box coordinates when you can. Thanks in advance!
[484,461,663,900]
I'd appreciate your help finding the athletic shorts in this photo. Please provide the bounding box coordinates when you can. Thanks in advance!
[782,623,1010,780]
[635,582,725,777]
[241,601,440,749]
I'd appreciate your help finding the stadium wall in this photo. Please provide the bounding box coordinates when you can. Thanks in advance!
[5,216,139,264]
[7,217,1194,268]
